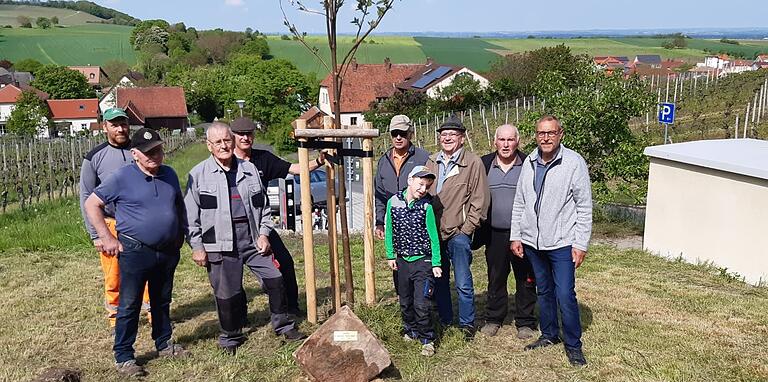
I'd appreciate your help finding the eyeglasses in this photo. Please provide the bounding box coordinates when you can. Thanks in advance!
[390,130,409,138]
[535,130,561,138]
[207,138,233,148]
[439,131,462,138]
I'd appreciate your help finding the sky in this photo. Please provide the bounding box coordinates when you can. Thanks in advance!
[96,0,768,34]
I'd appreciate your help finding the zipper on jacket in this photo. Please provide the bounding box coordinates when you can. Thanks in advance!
[533,156,561,249]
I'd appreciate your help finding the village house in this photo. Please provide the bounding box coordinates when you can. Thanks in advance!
[68,66,109,89]
[0,67,33,88]
[109,86,189,130]
[722,59,756,75]
[0,84,49,136]
[318,58,488,127]
[702,54,731,70]
[633,55,663,68]
[593,56,629,75]
[99,71,145,112]
[47,98,99,137]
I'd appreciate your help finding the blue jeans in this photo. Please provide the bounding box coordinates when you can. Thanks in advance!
[114,235,179,363]
[435,233,475,327]
[524,245,582,349]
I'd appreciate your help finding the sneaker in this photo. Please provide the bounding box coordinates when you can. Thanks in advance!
[402,332,416,342]
[157,340,190,358]
[420,342,435,357]
[283,328,307,342]
[516,326,537,340]
[524,336,562,351]
[480,323,500,337]
[115,359,146,377]
[565,347,587,367]
[459,325,476,341]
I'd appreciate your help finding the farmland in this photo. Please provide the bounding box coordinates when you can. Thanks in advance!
[0,23,136,66]
[0,4,104,27]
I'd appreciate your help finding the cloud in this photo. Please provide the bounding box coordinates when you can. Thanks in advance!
[225,0,245,6]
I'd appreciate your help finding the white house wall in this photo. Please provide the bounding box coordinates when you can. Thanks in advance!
[643,158,768,285]
[55,118,98,136]
[0,103,14,123]
[426,68,490,98]
[318,87,332,116]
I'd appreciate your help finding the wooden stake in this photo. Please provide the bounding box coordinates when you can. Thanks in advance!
[361,127,376,305]
[322,116,341,313]
[296,120,318,324]
[744,103,750,138]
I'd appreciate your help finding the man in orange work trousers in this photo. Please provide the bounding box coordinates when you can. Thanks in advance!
[79,108,150,331]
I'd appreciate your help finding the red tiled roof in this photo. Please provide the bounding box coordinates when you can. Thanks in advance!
[732,60,753,66]
[116,87,188,118]
[124,100,145,124]
[320,62,425,113]
[47,99,99,119]
[0,84,48,103]
[661,59,686,70]
[68,66,107,86]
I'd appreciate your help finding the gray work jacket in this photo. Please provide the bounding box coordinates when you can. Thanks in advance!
[185,156,273,253]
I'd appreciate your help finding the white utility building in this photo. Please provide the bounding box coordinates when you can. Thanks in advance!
[644,139,768,285]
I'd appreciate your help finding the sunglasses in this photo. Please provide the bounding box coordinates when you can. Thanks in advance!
[390,130,409,138]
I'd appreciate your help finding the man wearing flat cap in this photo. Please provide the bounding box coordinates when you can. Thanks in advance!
[425,114,489,339]
[85,127,189,377]
[230,116,324,316]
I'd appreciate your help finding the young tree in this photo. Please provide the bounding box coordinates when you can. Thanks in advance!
[16,15,32,28]
[36,17,52,29]
[51,16,59,25]
[6,91,52,138]
[31,65,94,99]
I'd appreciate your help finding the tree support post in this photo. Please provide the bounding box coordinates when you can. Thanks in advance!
[296,119,318,324]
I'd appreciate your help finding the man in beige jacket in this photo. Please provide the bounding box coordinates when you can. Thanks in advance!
[425,114,489,338]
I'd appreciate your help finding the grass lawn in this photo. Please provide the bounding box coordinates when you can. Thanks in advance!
[1,143,767,381]
[0,23,136,66]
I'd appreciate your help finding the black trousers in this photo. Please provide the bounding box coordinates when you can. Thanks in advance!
[269,229,300,312]
[396,257,435,343]
[485,228,538,328]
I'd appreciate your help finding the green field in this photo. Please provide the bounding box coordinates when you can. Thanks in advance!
[488,37,706,61]
[0,23,136,66]
[0,4,104,27]
[616,37,768,59]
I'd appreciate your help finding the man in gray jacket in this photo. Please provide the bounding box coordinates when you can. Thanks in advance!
[185,123,304,355]
[510,115,592,367]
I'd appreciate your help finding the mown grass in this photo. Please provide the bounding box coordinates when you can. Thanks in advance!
[487,37,706,61]
[0,4,104,27]
[1,142,767,381]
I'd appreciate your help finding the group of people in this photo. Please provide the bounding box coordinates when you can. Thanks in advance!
[78,106,592,377]
[79,110,322,377]
[375,113,592,366]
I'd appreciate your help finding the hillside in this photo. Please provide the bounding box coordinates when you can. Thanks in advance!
[0,4,105,26]
[0,23,136,65]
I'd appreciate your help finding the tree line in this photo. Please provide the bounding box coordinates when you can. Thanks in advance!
[1,0,140,25]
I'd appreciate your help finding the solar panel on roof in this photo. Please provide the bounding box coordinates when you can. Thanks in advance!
[411,66,453,89]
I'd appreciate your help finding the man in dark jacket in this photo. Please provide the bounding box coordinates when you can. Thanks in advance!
[476,124,538,339]
[374,114,430,240]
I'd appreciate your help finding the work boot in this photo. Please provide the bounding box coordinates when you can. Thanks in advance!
[565,347,588,367]
[283,328,307,342]
[480,323,500,337]
[221,345,238,356]
[516,326,536,340]
[115,359,146,378]
[157,340,190,358]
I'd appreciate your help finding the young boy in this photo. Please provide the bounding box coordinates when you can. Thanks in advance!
[385,165,442,356]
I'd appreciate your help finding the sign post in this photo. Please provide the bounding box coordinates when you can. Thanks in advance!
[658,102,676,144]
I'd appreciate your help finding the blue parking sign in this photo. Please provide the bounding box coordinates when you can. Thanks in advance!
[658,103,675,124]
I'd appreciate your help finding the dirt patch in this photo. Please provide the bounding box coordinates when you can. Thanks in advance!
[594,235,643,250]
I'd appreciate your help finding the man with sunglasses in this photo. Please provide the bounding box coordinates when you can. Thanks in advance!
[374,115,430,241]
[509,115,592,367]
[230,117,323,316]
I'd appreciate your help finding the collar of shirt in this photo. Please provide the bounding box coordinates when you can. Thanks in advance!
[492,151,522,169]
[536,146,561,166]
[437,148,462,165]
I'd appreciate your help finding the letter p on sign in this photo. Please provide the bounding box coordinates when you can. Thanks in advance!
[658,102,675,124]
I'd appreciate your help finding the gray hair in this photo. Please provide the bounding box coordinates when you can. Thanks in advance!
[206,122,233,140]
[536,115,563,130]
[494,124,520,140]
